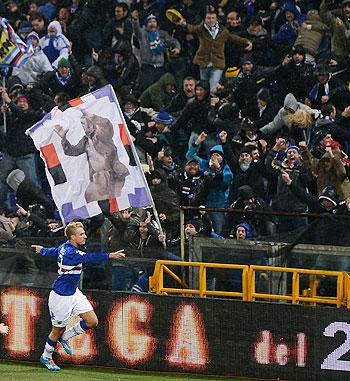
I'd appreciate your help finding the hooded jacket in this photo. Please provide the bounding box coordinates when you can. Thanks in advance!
[186,144,233,208]
[139,72,176,110]
[260,93,318,135]
[39,21,70,68]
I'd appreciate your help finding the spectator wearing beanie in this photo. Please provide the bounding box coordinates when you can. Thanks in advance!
[231,53,278,116]
[219,129,267,200]
[39,56,81,99]
[276,44,314,103]
[173,80,216,156]
[131,11,181,92]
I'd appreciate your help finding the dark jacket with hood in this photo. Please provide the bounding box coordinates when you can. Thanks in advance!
[139,72,176,110]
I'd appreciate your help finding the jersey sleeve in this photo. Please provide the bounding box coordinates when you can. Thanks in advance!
[40,247,59,257]
[73,250,109,264]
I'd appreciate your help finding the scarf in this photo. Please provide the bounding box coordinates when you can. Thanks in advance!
[148,31,164,55]
[309,81,330,100]
[55,71,72,86]
[43,37,60,64]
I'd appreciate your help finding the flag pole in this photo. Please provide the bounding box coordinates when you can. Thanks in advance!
[1,73,7,135]
[109,85,166,248]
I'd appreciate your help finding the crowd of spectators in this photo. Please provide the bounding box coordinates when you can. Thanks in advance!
[0,0,350,291]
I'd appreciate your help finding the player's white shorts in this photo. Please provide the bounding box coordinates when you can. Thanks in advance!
[48,289,93,327]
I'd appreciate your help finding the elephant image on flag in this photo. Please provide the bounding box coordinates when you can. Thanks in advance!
[26,85,153,224]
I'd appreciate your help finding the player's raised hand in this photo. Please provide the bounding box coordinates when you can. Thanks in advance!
[31,245,44,254]
[109,249,126,260]
[0,323,9,335]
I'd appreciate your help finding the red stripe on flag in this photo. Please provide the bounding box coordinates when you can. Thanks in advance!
[11,52,24,66]
[69,98,84,107]
[109,197,119,213]
[118,123,130,145]
[41,143,60,169]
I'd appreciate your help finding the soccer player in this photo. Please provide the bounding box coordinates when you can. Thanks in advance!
[32,221,126,371]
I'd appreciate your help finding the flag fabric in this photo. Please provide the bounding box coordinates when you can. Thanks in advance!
[27,85,153,224]
[0,17,34,68]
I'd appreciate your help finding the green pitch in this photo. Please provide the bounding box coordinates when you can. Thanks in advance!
[0,360,264,381]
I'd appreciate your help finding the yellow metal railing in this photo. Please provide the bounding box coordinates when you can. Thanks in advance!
[149,260,249,299]
[249,266,344,308]
[149,260,348,308]
[344,273,350,308]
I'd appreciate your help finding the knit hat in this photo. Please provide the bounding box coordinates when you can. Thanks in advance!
[146,14,157,24]
[195,80,210,92]
[237,185,254,201]
[186,157,199,165]
[342,0,350,6]
[27,31,39,42]
[318,186,339,207]
[57,58,70,68]
[236,223,253,239]
[186,217,203,233]
[18,21,32,34]
[239,146,253,156]
[154,109,173,125]
[286,145,301,155]
[241,53,254,65]
[291,44,305,57]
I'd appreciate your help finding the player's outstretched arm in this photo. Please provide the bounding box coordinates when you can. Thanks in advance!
[0,323,9,335]
[109,250,126,260]
[31,245,58,257]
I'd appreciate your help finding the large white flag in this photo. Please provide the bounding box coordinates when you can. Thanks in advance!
[27,85,152,224]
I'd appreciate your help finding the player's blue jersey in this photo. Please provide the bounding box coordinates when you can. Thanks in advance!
[40,241,109,296]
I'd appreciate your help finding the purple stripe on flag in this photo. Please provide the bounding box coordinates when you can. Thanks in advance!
[128,187,151,208]
[91,85,114,103]
[61,202,90,224]
[27,111,54,134]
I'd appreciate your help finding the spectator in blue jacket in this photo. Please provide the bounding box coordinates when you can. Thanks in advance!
[186,133,233,234]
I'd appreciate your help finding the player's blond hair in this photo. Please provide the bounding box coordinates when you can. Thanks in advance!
[64,221,84,239]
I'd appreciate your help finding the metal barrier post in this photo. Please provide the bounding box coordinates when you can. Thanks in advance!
[180,207,185,262]
[199,264,206,298]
